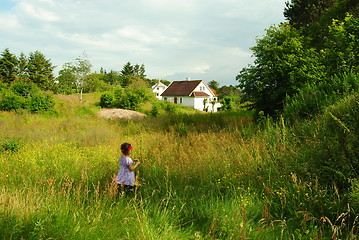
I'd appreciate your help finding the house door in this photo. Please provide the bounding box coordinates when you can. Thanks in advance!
[174,97,177,104]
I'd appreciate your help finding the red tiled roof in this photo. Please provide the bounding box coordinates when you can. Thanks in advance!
[161,80,202,96]
[191,91,210,97]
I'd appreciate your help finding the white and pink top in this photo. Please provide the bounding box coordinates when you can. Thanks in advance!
[115,156,136,186]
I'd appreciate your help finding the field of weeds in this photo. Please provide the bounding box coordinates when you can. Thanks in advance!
[0,93,358,239]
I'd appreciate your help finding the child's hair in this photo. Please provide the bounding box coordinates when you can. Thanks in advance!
[121,142,132,155]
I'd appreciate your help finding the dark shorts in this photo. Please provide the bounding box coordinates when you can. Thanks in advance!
[117,184,136,193]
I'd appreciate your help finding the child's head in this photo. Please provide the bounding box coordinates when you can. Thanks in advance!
[121,142,133,155]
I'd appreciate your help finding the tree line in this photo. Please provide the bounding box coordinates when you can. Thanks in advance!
[0,50,172,94]
[0,48,244,111]
[236,0,358,116]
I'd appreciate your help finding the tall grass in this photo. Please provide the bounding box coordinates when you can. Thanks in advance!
[1,92,358,239]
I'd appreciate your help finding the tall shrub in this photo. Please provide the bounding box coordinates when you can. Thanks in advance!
[99,93,114,108]
[10,81,40,98]
[26,94,55,112]
[0,94,24,111]
[295,94,359,189]
[283,72,359,122]
[0,82,55,112]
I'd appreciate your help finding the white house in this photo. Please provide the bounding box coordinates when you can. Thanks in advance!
[160,79,221,112]
[152,80,168,100]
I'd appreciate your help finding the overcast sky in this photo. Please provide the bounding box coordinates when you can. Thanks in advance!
[0,0,286,86]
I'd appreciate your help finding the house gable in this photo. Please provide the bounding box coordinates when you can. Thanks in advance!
[152,81,167,90]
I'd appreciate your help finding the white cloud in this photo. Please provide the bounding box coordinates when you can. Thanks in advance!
[16,1,59,22]
[193,64,210,74]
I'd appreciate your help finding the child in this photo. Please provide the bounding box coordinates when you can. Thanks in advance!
[114,142,140,193]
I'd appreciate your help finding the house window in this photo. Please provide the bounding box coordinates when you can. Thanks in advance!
[164,97,167,101]
[180,98,183,104]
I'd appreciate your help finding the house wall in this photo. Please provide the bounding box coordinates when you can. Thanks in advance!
[181,96,194,107]
[164,96,195,108]
[163,95,221,112]
[194,97,206,111]
[152,85,167,100]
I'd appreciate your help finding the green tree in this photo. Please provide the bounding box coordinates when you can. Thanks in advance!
[101,70,122,85]
[146,78,171,87]
[284,0,336,30]
[284,0,359,48]
[236,23,324,115]
[220,96,234,111]
[121,62,134,76]
[17,53,28,81]
[120,62,146,78]
[217,85,241,98]
[57,54,92,99]
[83,73,110,93]
[323,14,359,75]
[27,51,55,91]
[0,48,18,84]
[99,93,114,108]
[73,54,92,101]
[56,62,77,94]
[208,80,219,91]
[133,64,146,78]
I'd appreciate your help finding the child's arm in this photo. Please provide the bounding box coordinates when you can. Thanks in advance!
[129,159,140,171]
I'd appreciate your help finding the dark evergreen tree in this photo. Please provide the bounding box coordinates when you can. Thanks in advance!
[0,48,18,84]
[27,51,55,91]
[17,53,28,80]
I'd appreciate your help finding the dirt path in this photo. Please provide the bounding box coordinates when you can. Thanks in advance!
[97,108,147,120]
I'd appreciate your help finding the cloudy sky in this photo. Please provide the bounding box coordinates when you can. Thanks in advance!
[0,0,286,86]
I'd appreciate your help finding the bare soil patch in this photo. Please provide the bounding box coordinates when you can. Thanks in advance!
[97,108,147,120]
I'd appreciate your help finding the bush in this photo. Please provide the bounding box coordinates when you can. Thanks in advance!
[294,94,359,190]
[0,82,55,112]
[283,72,359,122]
[0,82,7,92]
[165,102,178,114]
[150,104,159,117]
[26,94,55,112]
[101,87,157,111]
[114,87,124,100]
[0,94,24,111]
[99,93,114,108]
[112,92,141,111]
[220,96,234,111]
[10,82,40,98]
[348,179,359,213]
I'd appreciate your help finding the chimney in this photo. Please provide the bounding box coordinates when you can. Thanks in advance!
[186,77,191,81]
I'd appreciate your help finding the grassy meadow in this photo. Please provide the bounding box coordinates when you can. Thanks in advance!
[0,93,358,239]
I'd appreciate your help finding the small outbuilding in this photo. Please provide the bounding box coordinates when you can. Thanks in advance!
[152,80,168,100]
